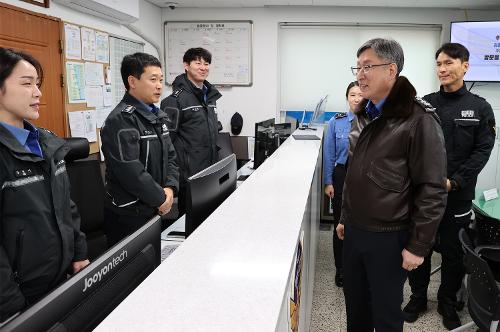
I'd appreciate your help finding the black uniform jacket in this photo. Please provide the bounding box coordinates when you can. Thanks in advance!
[340,76,448,257]
[0,125,87,321]
[160,74,222,183]
[100,93,179,216]
[424,84,495,201]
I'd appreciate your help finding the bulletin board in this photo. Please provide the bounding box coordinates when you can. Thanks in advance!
[62,21,112,154]
[164,21,253,86]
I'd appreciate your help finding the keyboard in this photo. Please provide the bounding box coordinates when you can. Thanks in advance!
[161,244,179,262]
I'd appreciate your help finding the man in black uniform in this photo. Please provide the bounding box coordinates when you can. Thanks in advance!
[160,47,222,215]
[101,53,179,246]
[404,43,496,330]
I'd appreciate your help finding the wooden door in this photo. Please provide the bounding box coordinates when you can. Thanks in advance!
[0,3,66,137]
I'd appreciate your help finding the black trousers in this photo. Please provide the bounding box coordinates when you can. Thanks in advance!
[408,200,472,303]
[343,224,409,332]
[332,164,346,270]
[104,208,155,247]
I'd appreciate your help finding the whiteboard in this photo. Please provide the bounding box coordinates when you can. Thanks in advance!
[109,36,144,107]
[164,21,252,86]
[279,24,442,114]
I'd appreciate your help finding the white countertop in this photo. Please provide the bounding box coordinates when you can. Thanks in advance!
[95,127,323,332]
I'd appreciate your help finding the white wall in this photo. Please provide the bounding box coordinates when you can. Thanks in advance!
[1,0,162,58]
[163,6,500,136]
[3,1,498,137]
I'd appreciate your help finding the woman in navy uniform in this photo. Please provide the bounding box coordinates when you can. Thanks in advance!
[0,48,89,322]
[323,81,362,287]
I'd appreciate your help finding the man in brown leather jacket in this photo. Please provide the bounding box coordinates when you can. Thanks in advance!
[336,38,448,332]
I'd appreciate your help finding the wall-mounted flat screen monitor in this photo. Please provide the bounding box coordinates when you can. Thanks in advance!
[450,21,500,82]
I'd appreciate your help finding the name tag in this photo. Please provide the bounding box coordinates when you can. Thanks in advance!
[461,110,475,118]
[483,188,499,201]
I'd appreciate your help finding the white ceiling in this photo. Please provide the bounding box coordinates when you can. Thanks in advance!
[146,0,500,10]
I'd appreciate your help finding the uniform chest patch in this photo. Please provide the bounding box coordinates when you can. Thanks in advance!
[143,130,154,135]
[461,110,475,118]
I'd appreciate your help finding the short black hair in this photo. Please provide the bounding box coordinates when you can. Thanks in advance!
[183,47,212,64]
[435,43,469,62]
[0,47,44,90]
[120,52,161,90]
[345,81,359,98]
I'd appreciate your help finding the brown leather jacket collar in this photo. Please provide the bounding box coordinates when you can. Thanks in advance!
[356,76,416,119]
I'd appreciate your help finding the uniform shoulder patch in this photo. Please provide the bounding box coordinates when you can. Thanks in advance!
[414,96,435,113]
[172,88,184,98]
[334,112,348,119]
[121,105,136,114]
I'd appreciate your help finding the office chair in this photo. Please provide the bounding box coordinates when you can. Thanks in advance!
[451,229,500,332]
[64,138,108,260]
[217,132,234,161]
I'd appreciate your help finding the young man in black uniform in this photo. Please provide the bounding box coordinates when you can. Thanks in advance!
[160,47,222,215]
[101,53,179,246]
[0,48,89,321]
[404,43,496,330]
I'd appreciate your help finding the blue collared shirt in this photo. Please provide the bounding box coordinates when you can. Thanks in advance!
[365,97,386,120]
[137,99,159,115]
[202,85,208,103]
[323,111,354,185]
[0,121,43,157]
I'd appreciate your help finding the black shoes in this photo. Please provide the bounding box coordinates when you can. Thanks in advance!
[402,296,427,323]
[403,295,462,330]
[335,270,343,287]
[437,301,461,330]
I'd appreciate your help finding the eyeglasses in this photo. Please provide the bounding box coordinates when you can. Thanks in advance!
[350,63,393,76]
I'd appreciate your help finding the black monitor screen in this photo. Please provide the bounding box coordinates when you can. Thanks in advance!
[254,120,292,169]
[185,154,237,237]
[0,216,161,332]
[274,123,292,145]
[253,118,275,169]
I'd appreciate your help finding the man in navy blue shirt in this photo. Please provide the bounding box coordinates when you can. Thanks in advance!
[337,38,447,332]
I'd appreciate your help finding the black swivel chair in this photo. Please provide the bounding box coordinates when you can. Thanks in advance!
[217,132,234,161]
[64,138,107,260]
[455,229,500,332]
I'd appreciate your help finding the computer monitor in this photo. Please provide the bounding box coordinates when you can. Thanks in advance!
[0,216,161,332]
[185,154,237,237]
[274,123,292,145]
[253,119,292,170]
[253,118,275,169]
